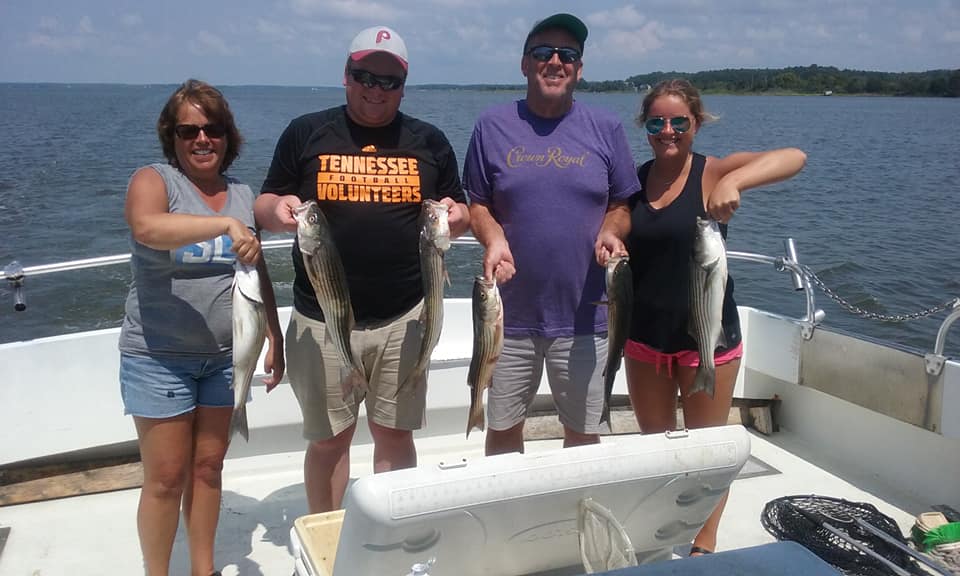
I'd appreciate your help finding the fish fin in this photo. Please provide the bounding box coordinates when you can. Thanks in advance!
[229,405,249,442]
[443,265,451,288]
[592,299,610,307]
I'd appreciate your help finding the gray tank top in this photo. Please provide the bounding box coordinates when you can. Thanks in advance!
[118,163,255,357]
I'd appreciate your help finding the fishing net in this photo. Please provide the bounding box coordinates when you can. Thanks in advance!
[578,497,638,573]
[761,495,927,576]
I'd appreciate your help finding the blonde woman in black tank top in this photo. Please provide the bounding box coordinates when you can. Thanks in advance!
[624,79,807,556]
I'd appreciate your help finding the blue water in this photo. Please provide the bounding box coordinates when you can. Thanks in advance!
[0,83,958,357]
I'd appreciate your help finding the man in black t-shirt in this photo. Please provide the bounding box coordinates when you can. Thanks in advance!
[254,25,469,514]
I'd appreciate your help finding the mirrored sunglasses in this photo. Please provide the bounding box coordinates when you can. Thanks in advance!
[644,116,692,135]
[174,123,226,140]
[526,45,582,64]
[349,69,405,91]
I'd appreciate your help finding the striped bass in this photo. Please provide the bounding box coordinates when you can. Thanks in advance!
[230,261,266,441]
[601,254,633,424]
[466,275,503,437]
[688,217,727,398]
[294,201,367,395]
[399,199,451,395]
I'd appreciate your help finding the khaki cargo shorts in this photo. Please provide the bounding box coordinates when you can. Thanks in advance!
[285,303,427,441]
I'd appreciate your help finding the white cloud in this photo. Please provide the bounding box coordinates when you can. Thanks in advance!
[28,33,87,52]
[77,16,94,35]
[120,14,143,28]
[586,5,648,28]
[191,30,235,56]
[27,15,96,52]
[745,27,786,42]
[256,19,297,42]
[289,0,403,20]
[901,25,923,43]
[600,23,663,57]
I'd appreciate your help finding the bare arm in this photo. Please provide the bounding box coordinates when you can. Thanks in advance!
[124,167,260,264]
[469,202,515,284]
[253,192,302,233]
[705,148,807,222]
[594,201,631,266]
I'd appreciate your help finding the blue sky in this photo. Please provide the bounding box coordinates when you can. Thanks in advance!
[1,0,957,86]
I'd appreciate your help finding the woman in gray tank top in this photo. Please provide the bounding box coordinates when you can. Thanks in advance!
[118,79,285,576]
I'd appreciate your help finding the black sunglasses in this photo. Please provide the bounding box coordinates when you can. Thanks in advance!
[349,69,405,91]
[174,123,226,140]
[644,116,692,135]
[526,45,582,64]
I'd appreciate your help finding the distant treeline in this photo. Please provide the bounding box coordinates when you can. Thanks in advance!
[418,65,960,97]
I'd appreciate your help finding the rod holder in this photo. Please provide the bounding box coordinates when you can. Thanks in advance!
[3,261,26,312]
[783,238,804,291]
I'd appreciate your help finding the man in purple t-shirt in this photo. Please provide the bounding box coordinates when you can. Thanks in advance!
[463,13,640,455]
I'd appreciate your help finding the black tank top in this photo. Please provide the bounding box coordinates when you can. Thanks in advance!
[626,153,741,353]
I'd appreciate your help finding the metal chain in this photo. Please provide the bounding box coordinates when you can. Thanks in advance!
[798,264,960,323]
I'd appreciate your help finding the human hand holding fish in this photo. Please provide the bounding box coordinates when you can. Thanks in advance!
[266,194,304,233]
[594,229,628,267]
[706,180,741,223]
[482,238,516,285]
[225,218,261,265]
[437,196,469,237]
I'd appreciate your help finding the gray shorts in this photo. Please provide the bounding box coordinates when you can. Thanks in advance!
[285,303,427,441]
[488,333,608,434]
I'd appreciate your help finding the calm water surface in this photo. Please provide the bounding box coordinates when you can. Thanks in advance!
[0,84,958,356]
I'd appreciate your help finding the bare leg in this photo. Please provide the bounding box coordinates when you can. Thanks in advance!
[624,357,679,434]
[563,427,599,448]
[304,424,355,513]
[678,359,740,553]
[485,423,525,455]
[369,421,417,473]
[134,413,194,576]
[181,406,231,576]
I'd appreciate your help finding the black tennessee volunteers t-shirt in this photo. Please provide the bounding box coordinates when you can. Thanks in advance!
[261,105,465,323]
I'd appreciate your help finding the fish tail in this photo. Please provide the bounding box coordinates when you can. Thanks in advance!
[689,365,716,398]
[339,366,366,400]
[466,393,485,438]
[230,405,249,442]
[600,403,611,426]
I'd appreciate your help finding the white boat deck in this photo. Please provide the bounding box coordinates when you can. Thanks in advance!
[0,424,924,576]
[2,302,958,575]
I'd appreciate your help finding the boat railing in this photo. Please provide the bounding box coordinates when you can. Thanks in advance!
[3,237,958,371]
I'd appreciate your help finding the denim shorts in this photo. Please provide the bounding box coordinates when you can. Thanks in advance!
[119,352,234,418]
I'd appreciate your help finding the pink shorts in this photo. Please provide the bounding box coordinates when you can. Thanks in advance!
[624,339,743,379]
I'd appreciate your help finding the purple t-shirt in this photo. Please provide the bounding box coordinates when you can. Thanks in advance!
[463,100,640,337]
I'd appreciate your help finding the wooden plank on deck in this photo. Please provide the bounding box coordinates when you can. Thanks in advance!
[0,462,143,507]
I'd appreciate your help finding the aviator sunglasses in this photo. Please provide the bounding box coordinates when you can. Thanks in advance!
[174,123,226,140]
[526,45,582,64]
[644,116,692,135]
[349,69,405,91]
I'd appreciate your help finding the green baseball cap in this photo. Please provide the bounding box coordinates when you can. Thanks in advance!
[525,13,588,52]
